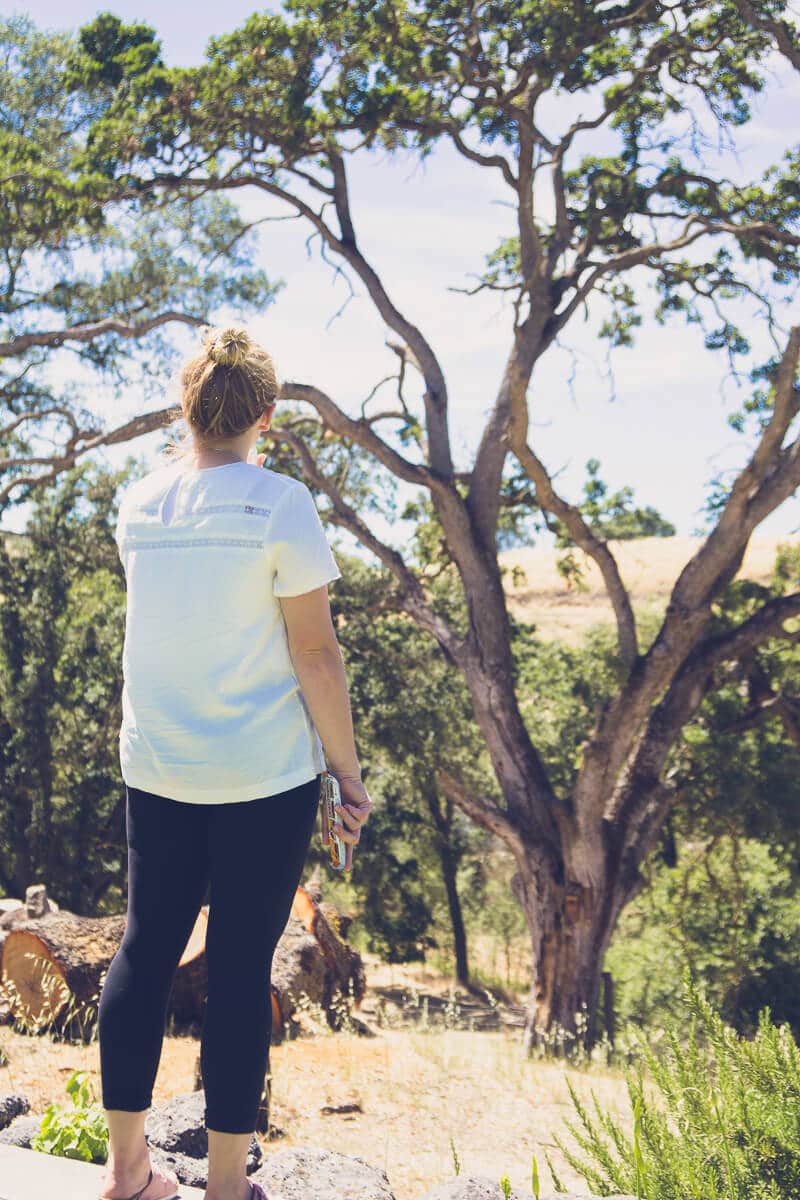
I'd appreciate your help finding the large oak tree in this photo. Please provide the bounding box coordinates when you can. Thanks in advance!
[10,2,800,1046]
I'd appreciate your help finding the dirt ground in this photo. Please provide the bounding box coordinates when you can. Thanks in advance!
[0,951,630,1200]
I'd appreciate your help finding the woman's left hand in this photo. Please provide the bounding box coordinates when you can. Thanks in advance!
[332,780,373,871]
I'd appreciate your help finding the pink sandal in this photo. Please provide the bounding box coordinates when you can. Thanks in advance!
[98,1163,180,1200]
[248,1182,277,1200]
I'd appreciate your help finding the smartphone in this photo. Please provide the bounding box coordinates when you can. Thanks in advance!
[320,770,347,871]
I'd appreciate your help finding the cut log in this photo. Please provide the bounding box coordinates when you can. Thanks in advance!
[0,885,61,982]
[0,882,364,1041]
[269,885,366,1040]
[1,911,125,1032]
[166,905,209,1025]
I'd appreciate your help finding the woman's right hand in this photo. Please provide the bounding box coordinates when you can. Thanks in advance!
[331,773,372,871]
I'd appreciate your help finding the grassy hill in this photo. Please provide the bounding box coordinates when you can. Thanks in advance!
[499,532,800,644]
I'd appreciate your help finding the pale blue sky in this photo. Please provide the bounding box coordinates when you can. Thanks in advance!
[14,2,800,562]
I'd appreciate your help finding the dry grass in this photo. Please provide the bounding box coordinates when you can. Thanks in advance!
[499,531,799,644]
[0,952,631,1200]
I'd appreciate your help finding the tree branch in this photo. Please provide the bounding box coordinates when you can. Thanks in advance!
[0,311,207,358]
[276,425,466,661]
[585,324,800,809]
[510,438,639,672]
[612,588,800,869]
[148,165,456,480]
[435,767,526,857]
[729,0,800,71]
[0,405,178,507]
[280,380,441,492]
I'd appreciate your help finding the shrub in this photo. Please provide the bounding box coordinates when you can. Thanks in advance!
[554,979,800,1199]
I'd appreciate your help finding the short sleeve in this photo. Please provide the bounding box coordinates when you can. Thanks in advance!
[114,494,129,558]
[270,483,342,598]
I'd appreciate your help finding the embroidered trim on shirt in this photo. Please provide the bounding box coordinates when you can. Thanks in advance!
[119,537,265,550]
[135,502,272,517]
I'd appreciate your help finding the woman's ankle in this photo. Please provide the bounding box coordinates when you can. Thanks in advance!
[102,1149,150,1185]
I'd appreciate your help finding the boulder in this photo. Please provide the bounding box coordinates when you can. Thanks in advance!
[0,1094,29,1132]
[0,1089,636,1200]
[252,1145,395,1200]
[0,1112,41,1147]
[144,1089,263,1180]
[416,1180,634,1200]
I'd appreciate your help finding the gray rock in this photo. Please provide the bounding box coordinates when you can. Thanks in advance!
[416,1178,635,1200]
[145,1089,262,1178]
[147,1145,213,1189]
[0,1094,29,1131]
[0,1090,634,1200]
[416,1179,528,1200]
[252,1145,395,1200]
[0,1112,42,1147]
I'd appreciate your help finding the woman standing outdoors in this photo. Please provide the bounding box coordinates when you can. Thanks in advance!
[97,326,372,1200]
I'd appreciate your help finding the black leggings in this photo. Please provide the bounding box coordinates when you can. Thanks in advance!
[98,774,321,1134]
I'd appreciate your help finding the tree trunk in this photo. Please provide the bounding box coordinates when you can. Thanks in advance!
[423,777,472,987]
[510,841,631,1054]
[438,842,469,986]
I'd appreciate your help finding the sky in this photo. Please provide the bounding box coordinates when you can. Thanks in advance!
[10,1,800,566]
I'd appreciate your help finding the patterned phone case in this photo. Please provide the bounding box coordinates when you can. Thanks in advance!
[320,770,347,871]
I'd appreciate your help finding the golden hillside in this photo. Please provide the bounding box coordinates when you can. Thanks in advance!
[499,532,800,644]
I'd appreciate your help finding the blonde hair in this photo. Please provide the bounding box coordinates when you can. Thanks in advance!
[162,326,279,463]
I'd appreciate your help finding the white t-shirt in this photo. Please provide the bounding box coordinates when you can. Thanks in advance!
[114,458,342,804]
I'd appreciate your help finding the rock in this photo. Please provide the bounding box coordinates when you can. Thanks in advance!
[0,1089,635,1200]
[147,1146,213,1189]
[0,1094,30,1131]
[145,1089,262,1174]
[416,1180,527,1200]
[252,1145,396,1200]
[24,884,59,919]
[0,1112,42,1147]
[415,1179,635,1200]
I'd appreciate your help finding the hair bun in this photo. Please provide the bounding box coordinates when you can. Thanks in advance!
[206,326,251,369]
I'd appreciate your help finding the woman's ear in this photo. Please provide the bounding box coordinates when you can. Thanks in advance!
[258,401,277,431]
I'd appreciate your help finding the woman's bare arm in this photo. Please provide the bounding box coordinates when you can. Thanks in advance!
[278,585,362,780]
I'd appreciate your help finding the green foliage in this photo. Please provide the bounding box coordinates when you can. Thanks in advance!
[0,459,134,908]
[607,836,800,1037]
[329,555,494,963]
[575,459,676,541]
[0,14,277,496]
[30,1069,109,1162]
[667,558,800,858]
[512,620,626,797]
[457,841,528,990]
[557,981,800,1200]
[531,1152,541,1198]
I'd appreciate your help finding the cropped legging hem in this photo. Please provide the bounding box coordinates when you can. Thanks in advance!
[98,773,321,1134]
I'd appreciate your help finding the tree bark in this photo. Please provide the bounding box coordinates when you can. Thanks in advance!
[511,838,632,1051]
